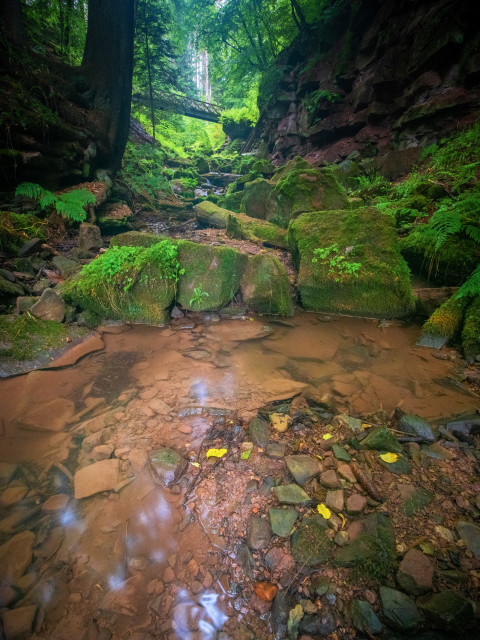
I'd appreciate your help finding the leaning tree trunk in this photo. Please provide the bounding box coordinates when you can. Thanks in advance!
[0,0,25,45]
[81,0,135,171]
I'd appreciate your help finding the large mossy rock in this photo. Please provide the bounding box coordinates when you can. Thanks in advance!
[177,241,247,311]
[242,178,275,220]
[110,231,167,248]
[418,293,469,349]
[461,296,480,359]
[289,208,415,317]
[241,254,293,316]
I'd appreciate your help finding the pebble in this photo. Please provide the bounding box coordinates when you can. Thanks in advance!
[325,489,344,512]
[320,470,340,489]
[346,493,367,514]
[164,567,175,583]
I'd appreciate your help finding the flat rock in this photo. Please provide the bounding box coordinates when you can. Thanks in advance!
[349,599,383,636]
[2,605,37,640]
[247,517,272,550]
[0,486,27,507]
[100,575,143,616]
[265,547,296,574]
[18,237,42,257]
[272,484,310,505]
[359,426,403,453]
[397,548,434,595]
[320,470,340,488]
[291,516,333,566]
[0,530,35,581]
[418,590,474,628]
[269,507,299,537]
[337,463,356,483]
[261,377,307,401]
[249,417,270,448]
[299,611,336,636]
[74,459,119,499]
[326,489,344,512]
[149,398,173,415]
[266,443,286,459]
[42,494,70,512]
[380,586,421,631]
[398,413,435,442]
[456,521,480,558]
[91,444,114,461]
[346,493,367,514]
[30,288,65,322]
[148,448,188,486]
[16,397,75,432]
[331,443,351,461]
[0,462,17,485]
[285,455,322,486]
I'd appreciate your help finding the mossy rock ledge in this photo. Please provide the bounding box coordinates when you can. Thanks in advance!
[240,254,294,316]
[289,208,416,317]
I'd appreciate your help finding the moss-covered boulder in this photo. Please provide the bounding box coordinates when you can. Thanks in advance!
[243,178,275,220]
[177,241,247,311]
[418,293,470,349]
[194,201,288,249]
[62,241,178,324]
[110,231,167,248]
[289,208,416,317]
[462,296,480,359]
[97,202,132,230]
[266,165,349,226]
[241,254,294,316]
[222,190,245,213]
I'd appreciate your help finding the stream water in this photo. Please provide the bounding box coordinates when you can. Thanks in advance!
[0,313,477,639]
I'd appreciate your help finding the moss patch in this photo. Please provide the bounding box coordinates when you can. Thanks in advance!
[291,515,334,566]
[177,241,247,311]
[419,293,469,348]
[289,208,415,316]
[0,211,47,255]
[110,231,167,248]
[462,296,480,358]
[242,178,275,220]
[0,315,68,360]
[241,254,294,316]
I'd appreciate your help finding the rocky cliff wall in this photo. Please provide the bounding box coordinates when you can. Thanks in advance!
[260,0,480,176]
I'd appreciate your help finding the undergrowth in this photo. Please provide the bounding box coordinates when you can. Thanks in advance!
[15,183,96,222]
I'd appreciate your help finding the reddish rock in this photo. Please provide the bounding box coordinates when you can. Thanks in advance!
[253,582,278,602]
[396,549,434,596]
[346,493,367,514]
[265,547,296,574]
[250,593,273,614]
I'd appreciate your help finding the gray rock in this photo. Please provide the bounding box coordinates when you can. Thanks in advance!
[397,548,434,595]
[445,416,480,441]
[31,288,65,322]
[378,453,412,475]
[271,591,290,640]
[0,268,15,282]
[272,484,310,505]
[265,443,286,459]
[346,493,367,515]
[326,489,344,512]
[247,517,272,550]
[52,255,81,277]
[418,590,474,628]
[398,414,435,443]
[380,586,421,631]
[2,605,37,640]
[359,427,403,453]
[149,448,188,487]
[236,543,255,578]
[334,413,363,433]
[18,237,42,257]
[417,334,447,349]
[77,223,103,251]
[170,306,184,319]
[32,279,52,295]
[285,455,322,486]
[16,296,38,313]
[456,521,480,558]
[248,417,270,447]
[349,599,383,636]
[299,611,336,636]
[269,507,299,537]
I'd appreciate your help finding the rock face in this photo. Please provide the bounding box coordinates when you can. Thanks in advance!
[257,0,480,170]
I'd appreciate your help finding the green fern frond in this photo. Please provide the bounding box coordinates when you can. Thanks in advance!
[465,225,480,244]
[15,182,49,202]
[428,206,462,251]
[456,265,480,299]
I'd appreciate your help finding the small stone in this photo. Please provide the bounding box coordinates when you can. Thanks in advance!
[2,605,37,640]
[269,507,299,537]
[265,443,286,459]
[334,531,349,546]
[149,448,188,486]
[359,427,403,453]
[91,444,114,461]
[349,599,383,636]
[456,521,480,558]
[74,459,119,499]
[418,590,474,628]
[253,582,277,602]
[164,567,175,583]
[435,525,455,542]
[337,463,356,483]
[272,484,310,505]
[398,414,435,443]
[326,489,344,512]
[77,223,103,251]
[397,549,434,595]
[250,593,272,614]
[299,611,336,636]
[248,417,270,447]
[30,288,65,322]
[0,486,27,506]
[247,517,272,550]
[332,444,351,462]
[320,470,340,489]
[346,493,367,515]
[265,548,295,574]
[41,494,70,512]
[285,455,322,486]
[129,556,149,571]
[380,586,420,631]
[334,414,363,432]
[0,531,35,582]
[291,516,333,566]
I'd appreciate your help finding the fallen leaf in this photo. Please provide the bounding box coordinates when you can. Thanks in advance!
[362,423,372,429]
[206,448,227,458]
[316,455,323,460]
[317,503,331,519]
[270,413,291,433]
[379,452,399,463]
[338,513,346,529]
[323,433,333,440]
[191,462,201,468]
[241,446,253,460]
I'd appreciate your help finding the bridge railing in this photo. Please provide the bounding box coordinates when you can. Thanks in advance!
[132,90,222,122]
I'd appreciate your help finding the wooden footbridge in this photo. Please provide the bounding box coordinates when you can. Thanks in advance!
[132,90,221,123]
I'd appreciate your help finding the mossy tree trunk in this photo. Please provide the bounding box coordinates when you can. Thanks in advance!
[81,0,135,170]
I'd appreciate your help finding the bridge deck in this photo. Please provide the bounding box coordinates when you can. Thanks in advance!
[132,91,221,123]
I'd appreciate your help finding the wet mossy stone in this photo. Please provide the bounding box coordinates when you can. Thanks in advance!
[222,190,244,213]
[359,426,403,453]
[269,507,299,537]
[348,599,383,636]
[242,178,275,220]
[291,515,333,566]
[377,453,412,475]
[196,156,210,174]
[462,296,480,359]
[289,208,415,317]
[52,256,81,278]
[0,275,24,299]
[418,294,469,349]
[251,159,275,175]
[418,590,474,629]
[397,413,435,443]
[110,231,167,248]
[272,484,310,505]
[248,417,270,447]
[149,447,188,486]
[177,241,247,311]
[401,487,433,516]
[334,513,396,579]
[241,254,293,316]
[380,586,421,631]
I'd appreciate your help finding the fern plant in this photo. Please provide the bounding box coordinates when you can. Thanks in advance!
[15,182,96,222]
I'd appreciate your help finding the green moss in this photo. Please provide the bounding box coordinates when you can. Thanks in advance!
[0,275,25,299]
[242,178,274,220]
[421,294,469,342]
[222,190,244,213]
[461,296,480,358]
[291,516,334,566]
[110,231,167,248]
[402,488,433,517]
[0,211,47,254]
[177,241,247,311]
[251,159,275,175]
[241,254,294,316]
[289,208,416,317]
[0,315,69,360]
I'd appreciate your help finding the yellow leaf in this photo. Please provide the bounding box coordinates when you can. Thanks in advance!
[323,433,333,440]
[191,462,201,468]
[379,452,399,463]
[316,455,323,460]
[317,504,331,519]
[338,513,346,529]
[206,448,227,458]
[362,423,372,429]
[270,413,291,433]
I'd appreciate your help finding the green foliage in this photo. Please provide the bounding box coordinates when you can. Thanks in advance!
[0,211,47,251]
[119,143,171,204]
[189,285,209,307]
[303,88,341,114]
[312,243,361,282]
[220,83,260,125]
[352,174,390,199]
[0,314,70,361]
[15,183,95,222]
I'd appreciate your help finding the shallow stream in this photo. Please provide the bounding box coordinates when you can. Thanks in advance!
[0,313,477,639]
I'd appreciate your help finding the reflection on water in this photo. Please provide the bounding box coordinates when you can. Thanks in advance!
[0,313,477,638]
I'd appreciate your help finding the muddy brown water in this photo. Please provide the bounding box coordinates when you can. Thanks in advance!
[0,313,477,639]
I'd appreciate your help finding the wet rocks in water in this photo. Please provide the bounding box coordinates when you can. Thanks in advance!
[247,516,272,550]
[269,507,299,537]
[0,530,35,582]
[348,599,383,636]
[265,547,296,575]
[299,610,337,636]
[272,484,310,505]
[1,604,37,640]
[74,459,119,498]
[397,413,435,442]
[359,426,403,453]
[291,515,333,566]
[253,581,278,602]
[396,549,434,595]
[380,586,421,631]
[418,590,474,628]
[248,417,270,448]
[148,447,188,486]
[285,454,322,486]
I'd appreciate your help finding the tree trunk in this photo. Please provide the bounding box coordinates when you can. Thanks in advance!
[0,0,25,44]
[82,0,135,170]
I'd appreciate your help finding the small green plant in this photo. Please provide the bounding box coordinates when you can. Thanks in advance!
[303,89,342,114]
[312,243,361,282]
[189,284,209,307]
[15,182,96,222]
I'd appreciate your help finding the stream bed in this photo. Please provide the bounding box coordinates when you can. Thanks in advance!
[0,313,478,639]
